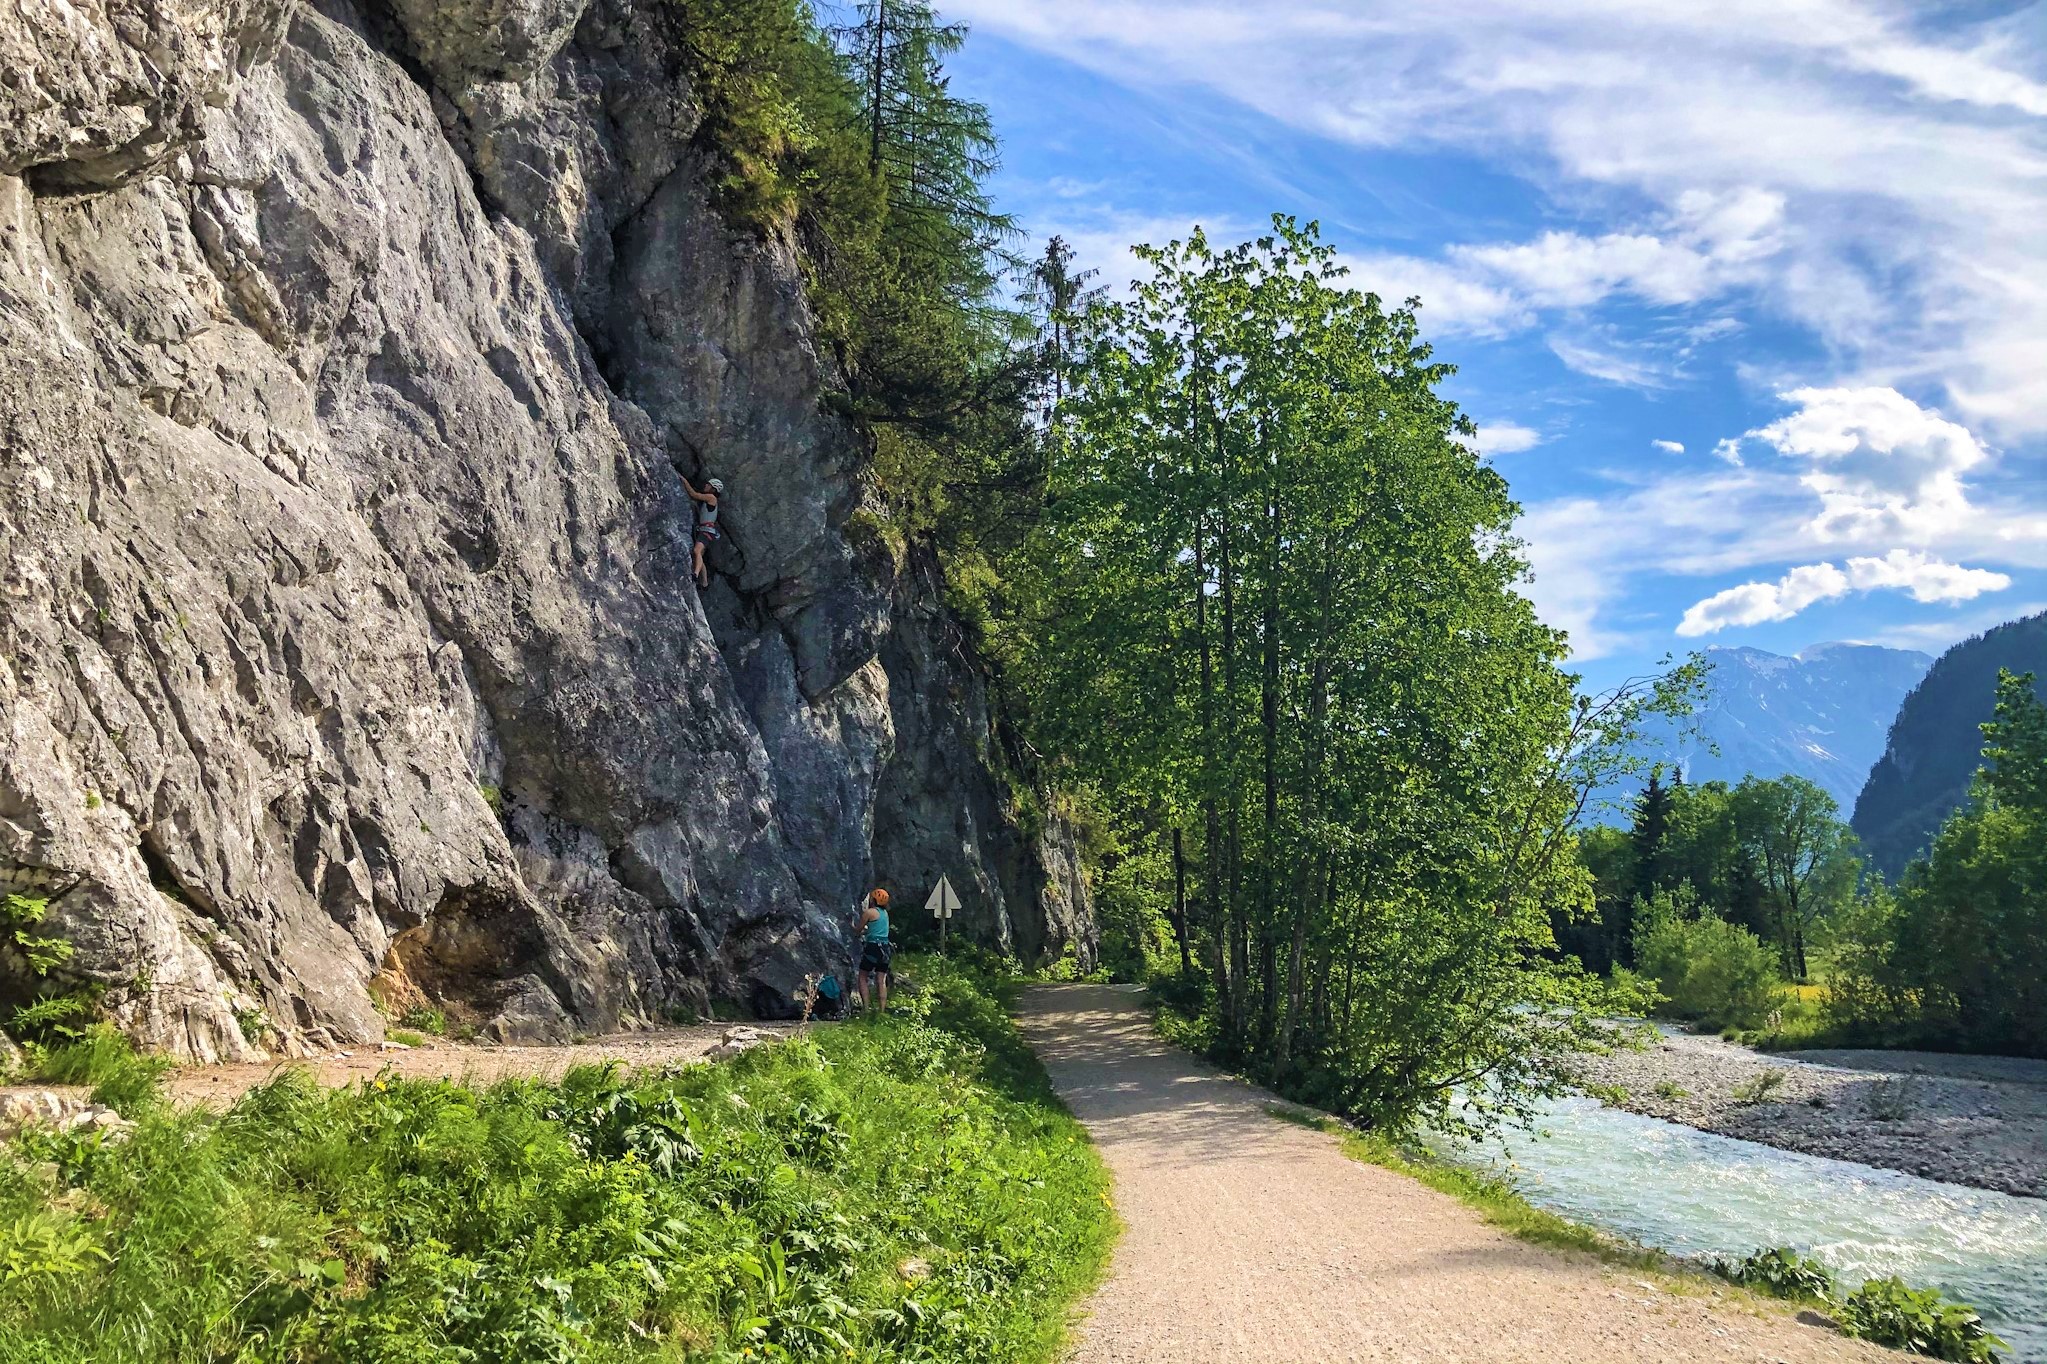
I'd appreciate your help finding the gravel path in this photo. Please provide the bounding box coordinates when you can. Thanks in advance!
[1018,983,1895,1364]
[165,1022,796,1106]
[1569,1030,2047,1198]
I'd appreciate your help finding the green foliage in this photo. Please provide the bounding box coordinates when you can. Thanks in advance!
[1827,670,2047,1057]
[27,1025,170,1115]
[1716,1247,1836,1302]
[1567,775,1861,988]
[1729,1069,1788,1106]
[0,956,1114,1364]
[1632,894,1782,1031]
[397,1005,447,1037]
[2,894,91,1047]
[1,896,71,981]
[1580,1082,1630,1107]
[1015,215,1666,1134]
[1651,1080,1689,1101]
[1837,1276,2007,1362]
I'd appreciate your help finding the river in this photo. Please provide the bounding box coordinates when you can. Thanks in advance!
[1433,1096,2047,1360]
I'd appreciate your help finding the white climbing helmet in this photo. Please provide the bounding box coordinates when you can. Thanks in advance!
[707,478,725,494]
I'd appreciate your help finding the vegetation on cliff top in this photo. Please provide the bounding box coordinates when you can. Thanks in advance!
[0,957,1113,1363]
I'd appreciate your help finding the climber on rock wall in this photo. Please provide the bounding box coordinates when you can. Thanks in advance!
[682,475,723,587]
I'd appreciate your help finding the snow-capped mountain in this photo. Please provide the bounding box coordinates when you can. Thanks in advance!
[1596,642,1933,820]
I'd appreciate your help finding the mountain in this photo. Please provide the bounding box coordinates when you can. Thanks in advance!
[0,2,1092,1060]
[1601,643,1933,818]
[1852,612,2047,880]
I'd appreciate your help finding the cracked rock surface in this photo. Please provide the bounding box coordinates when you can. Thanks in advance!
[0,0,1094,1061]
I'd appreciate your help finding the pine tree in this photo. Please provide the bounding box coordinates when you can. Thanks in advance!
[1630,770,1675,897]
[832,1,1015,258]
[1023,235,1104,429]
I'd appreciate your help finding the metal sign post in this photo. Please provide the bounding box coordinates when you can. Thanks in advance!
[925,874,959,955]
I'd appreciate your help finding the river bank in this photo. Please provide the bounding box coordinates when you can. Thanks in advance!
[1569,1028,2047,1199]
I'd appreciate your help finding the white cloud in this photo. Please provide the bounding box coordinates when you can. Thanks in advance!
[1547,334,1674,389]
[1676,550,2009,635]
[1711,437,1745,466]
[1473,421,1543,455]
[1678,563,1854,635]
[1746,386,1992,541]
[1651,439,1685,454]
[1842,548,2011,603]
[951,0,2047,435]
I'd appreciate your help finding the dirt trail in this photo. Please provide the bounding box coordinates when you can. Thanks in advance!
[164,1022,794,1107]
[1018,983,1897,1364]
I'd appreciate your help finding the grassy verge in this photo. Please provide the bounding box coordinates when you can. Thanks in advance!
[0,956,1115,1364]
[1263,1106,1670,1272]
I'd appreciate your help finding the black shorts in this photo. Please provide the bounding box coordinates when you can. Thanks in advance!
[859,942,893,976]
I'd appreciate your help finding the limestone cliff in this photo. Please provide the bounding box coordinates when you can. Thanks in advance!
[0,0,1094,1060]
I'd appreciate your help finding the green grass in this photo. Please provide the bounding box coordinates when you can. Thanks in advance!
[0,957,1115,1363]
[22,1025,171,1113]
[396,1006,447,1037]
[386,1029,429,1048]
[1333,1127,1670,1270]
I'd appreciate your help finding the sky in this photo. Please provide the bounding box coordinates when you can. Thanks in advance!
[936,0,2047,690]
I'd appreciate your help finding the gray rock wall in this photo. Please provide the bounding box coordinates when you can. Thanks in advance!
[0,0,1091,1060]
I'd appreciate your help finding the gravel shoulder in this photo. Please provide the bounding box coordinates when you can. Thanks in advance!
[1018,983,1894,1364]
[163,1022,796,1107]
[1570,1029,2047,1198]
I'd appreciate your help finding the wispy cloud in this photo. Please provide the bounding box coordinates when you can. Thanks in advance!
[953,0,2047,437]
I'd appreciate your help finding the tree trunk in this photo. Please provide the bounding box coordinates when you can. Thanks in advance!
[1171,826,1193,975]
[867,0,888,174]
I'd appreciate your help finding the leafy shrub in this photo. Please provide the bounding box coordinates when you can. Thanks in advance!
[396,1005,446,1036]
[1582,1082,1631,1107]
[1717,1246,1837,1301]
[1837,1276,2007,1362]
[1635,910,1781,1030]
[1652,1080,1690,1101]
[1730,1069,1788,1106]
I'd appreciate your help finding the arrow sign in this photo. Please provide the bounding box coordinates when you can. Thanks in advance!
[926,875,960,955]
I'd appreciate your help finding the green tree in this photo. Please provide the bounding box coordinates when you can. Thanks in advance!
[1633,887,1782,1031]
[1834,671,2047,1054]
[1731,775,1858,982]
[1016,217,1664,1130]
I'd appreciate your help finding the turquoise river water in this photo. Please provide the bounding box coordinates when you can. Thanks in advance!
[1434,1097,2047,1359]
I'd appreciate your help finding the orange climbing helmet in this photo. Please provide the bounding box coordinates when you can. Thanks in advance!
[870,888,890,907]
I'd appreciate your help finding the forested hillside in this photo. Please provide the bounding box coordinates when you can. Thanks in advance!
[1853,612,2047,878]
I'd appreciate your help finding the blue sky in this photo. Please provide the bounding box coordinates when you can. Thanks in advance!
[938,0,2047,690]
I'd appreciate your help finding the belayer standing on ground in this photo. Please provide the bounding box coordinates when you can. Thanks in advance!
[856,888,893,1016]
[682,474,722,587]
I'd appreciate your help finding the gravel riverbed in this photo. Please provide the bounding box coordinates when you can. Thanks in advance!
[1569,1029,2047,1199]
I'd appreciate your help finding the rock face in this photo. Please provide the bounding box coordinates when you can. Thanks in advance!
[0,0,1092,1061]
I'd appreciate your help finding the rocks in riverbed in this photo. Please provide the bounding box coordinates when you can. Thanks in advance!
[1570,1031,2047,1199]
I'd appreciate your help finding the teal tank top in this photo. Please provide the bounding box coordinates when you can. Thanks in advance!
[864,908,890,944]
